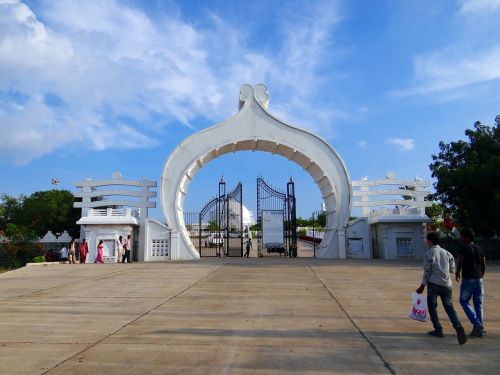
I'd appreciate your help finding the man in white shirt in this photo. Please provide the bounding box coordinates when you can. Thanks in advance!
[59,246,69,263]
[416,232,467,345]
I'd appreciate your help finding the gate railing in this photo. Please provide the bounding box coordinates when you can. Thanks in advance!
[256,176,297,257]
[184,179,243,257]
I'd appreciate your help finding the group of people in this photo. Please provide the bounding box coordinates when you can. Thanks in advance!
[55,239,78,263]
[56,235,132,264]
[114,235,132,263]
[416,228,486,345]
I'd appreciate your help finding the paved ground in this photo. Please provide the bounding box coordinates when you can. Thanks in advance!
[0,259,498,375]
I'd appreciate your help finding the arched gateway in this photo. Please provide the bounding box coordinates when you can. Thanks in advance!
[161,84,352,260]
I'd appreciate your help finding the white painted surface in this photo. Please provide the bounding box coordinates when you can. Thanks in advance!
[345,217,371,259]
[352,176,432,216]
[349,175,432,259]
[161,84,352,260]
[372,222,427,259]
[74,175,157,262]
[81,224,134,263]
[143,219,170,262]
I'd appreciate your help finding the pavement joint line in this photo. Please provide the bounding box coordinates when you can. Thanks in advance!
[308,264,397,375]
[0,265,142,303]
[40,264,225,375]
[0,341,93,345]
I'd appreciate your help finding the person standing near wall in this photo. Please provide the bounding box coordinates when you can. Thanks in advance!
[116,236,124,263]
[79,239,88,264]
[122,234,131,263]
[456,228,486,338]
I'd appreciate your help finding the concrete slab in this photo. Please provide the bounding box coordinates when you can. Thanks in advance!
[0,259,498,374]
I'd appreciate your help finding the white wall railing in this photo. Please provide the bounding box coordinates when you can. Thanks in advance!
[351,175,432,216]
[369,207,419,217]
[88,208,140,218]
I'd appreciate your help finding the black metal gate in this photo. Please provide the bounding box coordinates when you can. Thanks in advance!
[225,182,243,257]
[184,178,243,257]
[256,176,297,257]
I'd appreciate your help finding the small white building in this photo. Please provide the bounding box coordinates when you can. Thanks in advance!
[346,174,432,260]
[74,174,170,262]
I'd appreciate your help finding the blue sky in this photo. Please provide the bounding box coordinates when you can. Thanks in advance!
[1,0,500,219]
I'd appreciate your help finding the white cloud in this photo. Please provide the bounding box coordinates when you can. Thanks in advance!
[358,140,367,149]
[0,0,345,164]
[397,46,500,96]
[386,138,414,151]
[396,0,500,98]
[460,0,500,13]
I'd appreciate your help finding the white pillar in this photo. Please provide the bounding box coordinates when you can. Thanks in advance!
[338,229,347,259]
[170,230,179,260]
[360,183,370,216]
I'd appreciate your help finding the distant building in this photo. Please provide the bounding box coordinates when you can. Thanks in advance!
[346,173,432,259]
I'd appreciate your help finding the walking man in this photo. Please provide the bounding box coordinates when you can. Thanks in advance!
[456,228,486,338]
[416,232,467,345]
[244,238,252,258]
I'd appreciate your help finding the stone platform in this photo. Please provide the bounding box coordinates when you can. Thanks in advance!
[0,259,498,374]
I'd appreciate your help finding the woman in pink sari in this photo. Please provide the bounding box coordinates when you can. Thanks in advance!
[94,240,105,263]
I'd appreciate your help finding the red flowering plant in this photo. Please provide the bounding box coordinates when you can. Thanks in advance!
[1,224,38,268]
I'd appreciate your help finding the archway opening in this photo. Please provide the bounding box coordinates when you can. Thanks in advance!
[184,151,325,258]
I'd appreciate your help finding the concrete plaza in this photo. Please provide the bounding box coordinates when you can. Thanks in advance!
[0,258,498,374]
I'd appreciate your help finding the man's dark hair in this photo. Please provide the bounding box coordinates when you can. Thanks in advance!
[426,232,440,245]
[459,228,476,242]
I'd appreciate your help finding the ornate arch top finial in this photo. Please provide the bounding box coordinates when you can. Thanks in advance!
[254,84,269,109]
[238,84,269,110]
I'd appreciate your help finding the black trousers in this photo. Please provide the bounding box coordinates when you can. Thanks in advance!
[122,250,131,263]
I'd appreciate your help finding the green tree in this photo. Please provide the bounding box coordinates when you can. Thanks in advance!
[1,190,80,238]
[317,212,327,227]
[429,116,500,236]
[19,190,80,238]
[425,202,446,232]
[0,194,24,232]
[249,223,261,231]
[207,220,220,231]
[425,203,444,222]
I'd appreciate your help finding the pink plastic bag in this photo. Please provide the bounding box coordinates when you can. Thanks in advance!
[408,292,427,322]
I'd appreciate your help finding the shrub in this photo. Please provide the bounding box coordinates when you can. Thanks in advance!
[31,255,46,263]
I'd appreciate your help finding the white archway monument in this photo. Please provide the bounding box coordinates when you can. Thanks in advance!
[161,84,352,260]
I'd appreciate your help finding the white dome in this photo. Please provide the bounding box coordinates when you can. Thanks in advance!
[242,205,255,226]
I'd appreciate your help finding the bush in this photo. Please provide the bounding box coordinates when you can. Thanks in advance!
[31,255,46,263]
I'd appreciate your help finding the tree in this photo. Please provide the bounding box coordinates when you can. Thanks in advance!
[429,116,500,236]
[207,220,220,231]
[425,203,444,222]
[0,190,80,239]
[0,194,24,232]
[18,190,80,238]
[249,223,261,231]
[317,212,327,227]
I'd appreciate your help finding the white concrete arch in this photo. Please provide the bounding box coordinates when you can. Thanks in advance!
[161,84,351,260]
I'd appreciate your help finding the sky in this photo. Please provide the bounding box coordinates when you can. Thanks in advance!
[1,0,500,220]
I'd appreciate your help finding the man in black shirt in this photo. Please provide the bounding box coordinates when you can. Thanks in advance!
[456,228,486,338]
